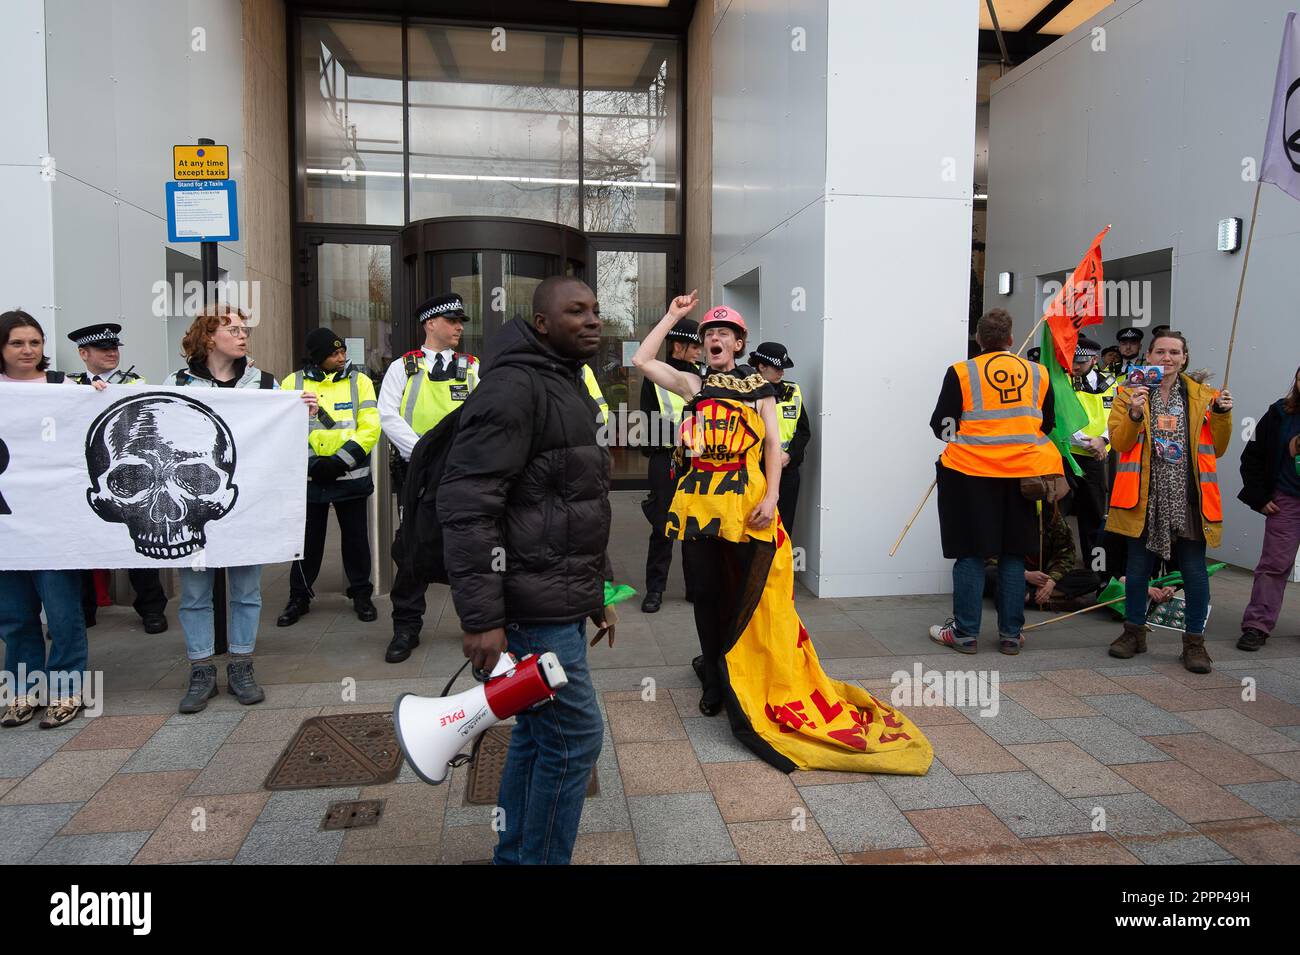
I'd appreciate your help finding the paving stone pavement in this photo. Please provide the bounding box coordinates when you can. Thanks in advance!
[2,492,1299,864]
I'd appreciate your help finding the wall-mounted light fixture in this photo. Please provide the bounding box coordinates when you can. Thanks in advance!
[1217,217,1242,253]
[997,271,1013,295]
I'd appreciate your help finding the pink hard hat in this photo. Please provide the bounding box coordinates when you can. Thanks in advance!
[698,305,747,337]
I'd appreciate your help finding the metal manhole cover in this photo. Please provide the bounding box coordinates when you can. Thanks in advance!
[265,713,403,790]
[464,726,598,805]
[321,799,385,831]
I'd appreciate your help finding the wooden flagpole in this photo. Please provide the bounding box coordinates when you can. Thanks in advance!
[1021,594,1126,632]
[890,478,936,557]
[1222,180,1263,389]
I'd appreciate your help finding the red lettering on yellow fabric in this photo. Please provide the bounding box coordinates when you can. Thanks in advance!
[882,711,905,729]
[850,707,872,726]
[828,726,867,750]
[796,625,810,648]
[878,732,912,744]
[810,689,843,725]
[765,700,814,733]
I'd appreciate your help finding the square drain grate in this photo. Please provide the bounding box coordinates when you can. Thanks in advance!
[464,725,599,805]
[321,799,385,831]
[266,712,403,790]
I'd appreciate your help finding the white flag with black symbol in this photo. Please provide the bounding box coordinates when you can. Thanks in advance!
[0,384,307,570]
[1261,11,1300,202]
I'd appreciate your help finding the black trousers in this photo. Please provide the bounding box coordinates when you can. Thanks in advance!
[290,496,373,602]
[682,536,751,705]
[1069,453,1108,567]
[81,568,167,623]
[643,449,689,596]
[390,548,428,634]
[778,466,801,533]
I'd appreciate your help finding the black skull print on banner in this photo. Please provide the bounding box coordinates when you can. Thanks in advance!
[85,394,239,559]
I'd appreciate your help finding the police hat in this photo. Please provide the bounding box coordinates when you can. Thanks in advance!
[1026,346,1041,362]
[417,293,467,325]
[1075,335,1101,360]
[67,323,123,349]
[749,342,794,370]
[306,326,345,365]
[1116,327,1144,343]
[666,319,701,345]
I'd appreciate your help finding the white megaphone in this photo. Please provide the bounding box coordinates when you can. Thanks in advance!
[393,651,568,785]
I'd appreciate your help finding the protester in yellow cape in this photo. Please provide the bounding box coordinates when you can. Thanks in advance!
[633,292,932,775]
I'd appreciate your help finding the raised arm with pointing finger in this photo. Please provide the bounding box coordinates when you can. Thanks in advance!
[632,289,704,402]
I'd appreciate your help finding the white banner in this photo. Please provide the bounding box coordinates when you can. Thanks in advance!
[0,383,307,570]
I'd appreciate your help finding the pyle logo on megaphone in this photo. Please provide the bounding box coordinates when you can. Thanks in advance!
[393,651,568,785]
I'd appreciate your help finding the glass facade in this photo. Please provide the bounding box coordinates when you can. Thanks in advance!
[295,16,684,484]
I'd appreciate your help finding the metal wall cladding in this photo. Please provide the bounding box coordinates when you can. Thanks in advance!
[986,0,1300,568]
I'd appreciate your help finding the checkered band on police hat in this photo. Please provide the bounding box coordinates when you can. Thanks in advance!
[417,293,467,324]
[67,323,123,348]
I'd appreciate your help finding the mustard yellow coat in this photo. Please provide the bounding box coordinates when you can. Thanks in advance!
[1105,374,1232,547]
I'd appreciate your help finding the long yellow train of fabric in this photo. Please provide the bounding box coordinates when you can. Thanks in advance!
[716,518,933,776]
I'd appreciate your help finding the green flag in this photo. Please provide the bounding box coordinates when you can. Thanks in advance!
[604,581,637,606]
[1039,323,1086,478]
[1100,564,1227,618]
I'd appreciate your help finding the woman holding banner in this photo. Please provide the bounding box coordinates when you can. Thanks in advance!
[164,305,316,714]
[632,293,930,775]
[1106,330,1232,673]
[0,310,98,728]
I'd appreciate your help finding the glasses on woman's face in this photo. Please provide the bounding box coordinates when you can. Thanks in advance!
[222,325,250,339]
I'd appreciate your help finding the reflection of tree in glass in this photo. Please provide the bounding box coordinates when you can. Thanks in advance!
[598,250,639,336]
[583,60,669,233]
[366,247,392,377]
[500,58,670,232]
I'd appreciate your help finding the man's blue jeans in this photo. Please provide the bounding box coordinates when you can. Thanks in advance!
[1125,537,1209,633]
[953,555,1026,639]
[494,620,603,865]
[178,566,262,660]
[0,570,89,698]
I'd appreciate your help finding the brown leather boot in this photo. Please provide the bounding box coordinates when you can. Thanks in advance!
[1180,632,1213,674]
[1108,622,1148,659]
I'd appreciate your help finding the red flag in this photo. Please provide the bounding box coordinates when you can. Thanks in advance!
[1043,225,1110,368]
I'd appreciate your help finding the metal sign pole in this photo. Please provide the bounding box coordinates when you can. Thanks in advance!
[196,136,229,656]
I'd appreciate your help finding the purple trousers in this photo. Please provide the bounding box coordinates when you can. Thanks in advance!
[1241,493,1300,635]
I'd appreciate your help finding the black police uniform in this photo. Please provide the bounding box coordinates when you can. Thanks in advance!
[65,323,168,631]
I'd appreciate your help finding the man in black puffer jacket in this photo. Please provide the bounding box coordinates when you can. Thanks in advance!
[438,275,611,865]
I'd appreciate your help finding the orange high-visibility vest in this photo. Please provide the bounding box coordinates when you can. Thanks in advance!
[1112,409,1222,521]
[939,352,1063,478]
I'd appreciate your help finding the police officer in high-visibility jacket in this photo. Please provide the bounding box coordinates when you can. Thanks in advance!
[65,323,168,635]
[1115,327,1144,377]
[276,328,381,629]
[638,319,701,613]
[750,342,811,534]
[928,309,1063,656]
[377,292,478,662]
[1067,335,1118,565]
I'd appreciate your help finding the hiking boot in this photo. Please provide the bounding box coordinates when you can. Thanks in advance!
[1181,632,1213,674]
[1237,627,1268,652]
[353,595,378,623]
[1108,622,1148,659]
[226,657,265,705]
[276,597,310,628]
[929,619,977,655]
[39,696,83,729]
[178,664,218,714]
[1,695,41,727]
